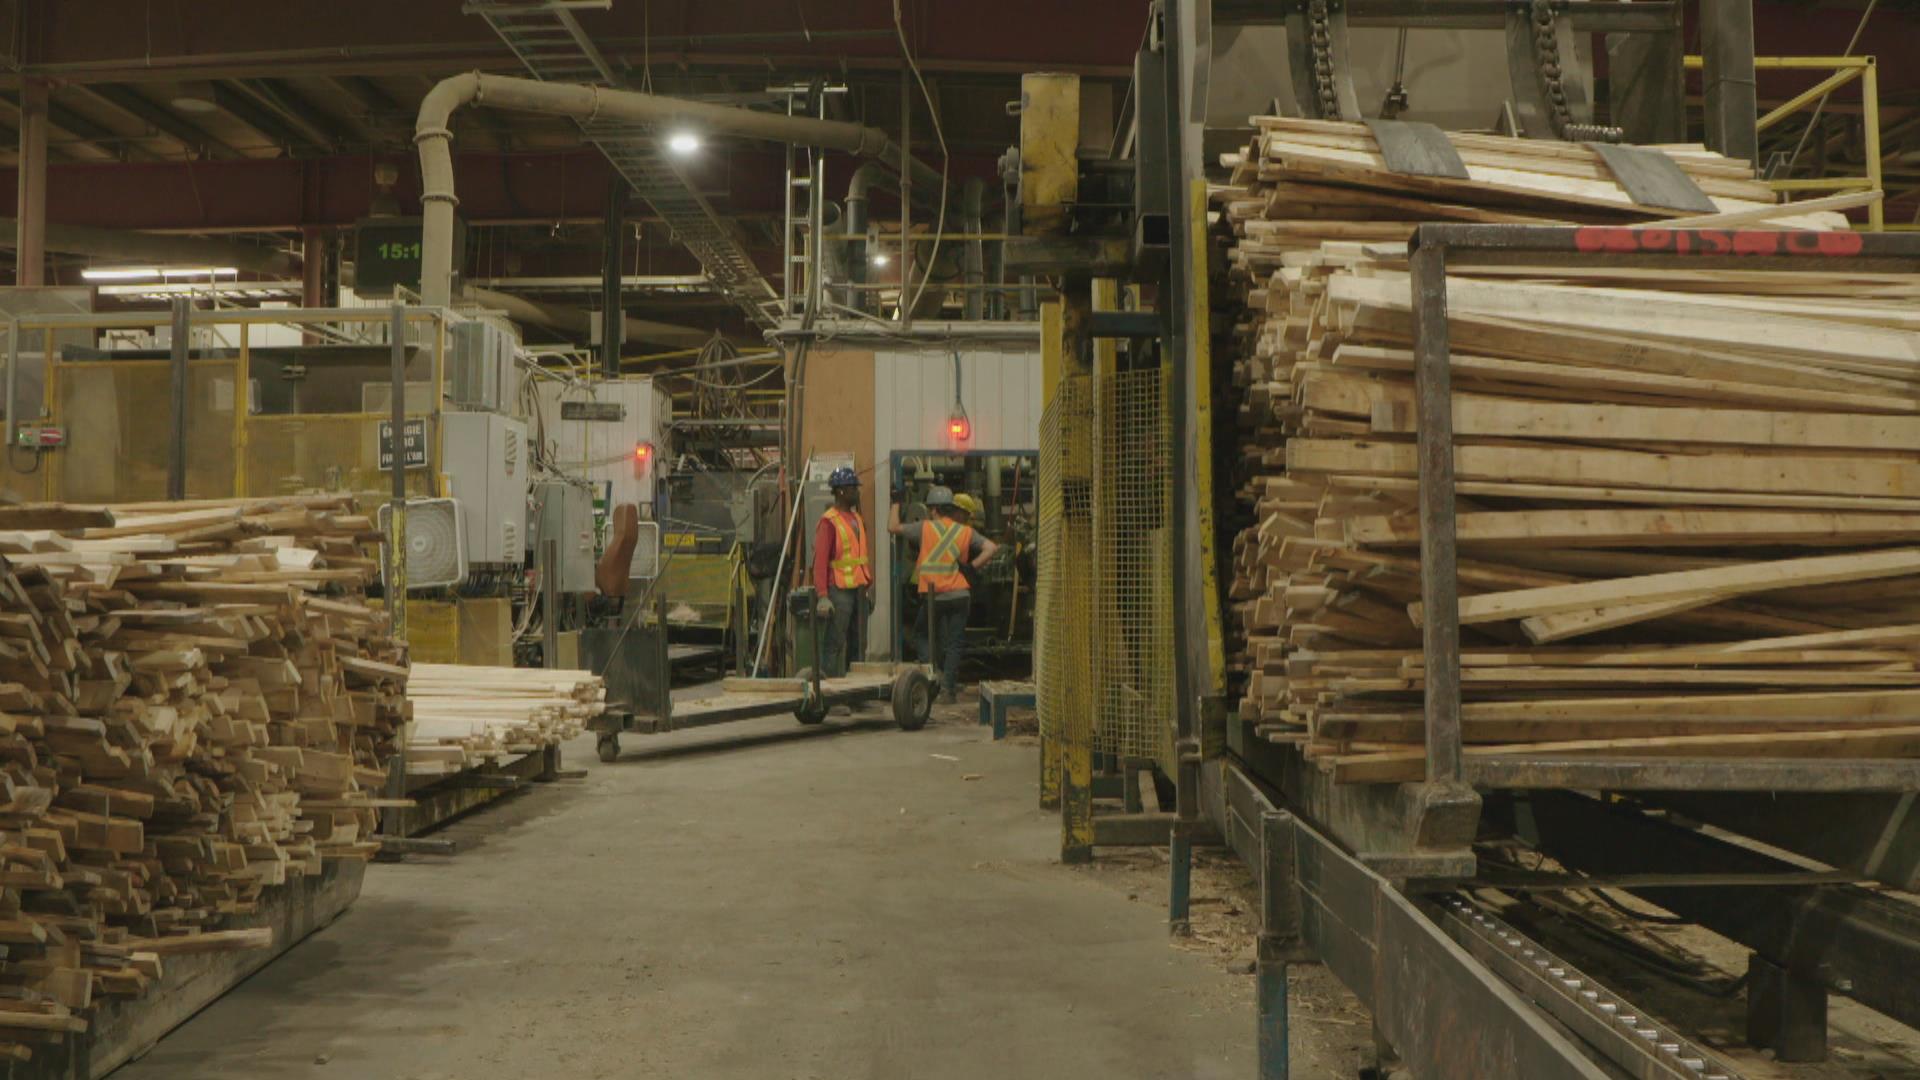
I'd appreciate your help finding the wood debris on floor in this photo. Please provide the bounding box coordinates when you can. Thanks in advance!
[0,495,405,1057]
[1214,118,1920,782]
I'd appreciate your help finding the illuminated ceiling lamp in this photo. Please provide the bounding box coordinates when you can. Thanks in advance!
[169,80,219,115]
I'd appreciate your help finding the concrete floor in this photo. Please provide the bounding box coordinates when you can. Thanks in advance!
[115,705,1257,1079]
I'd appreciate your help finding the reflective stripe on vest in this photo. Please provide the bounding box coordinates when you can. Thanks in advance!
[916,518,972,594]
[824,508,871,589]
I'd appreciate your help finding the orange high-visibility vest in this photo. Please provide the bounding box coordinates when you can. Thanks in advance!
[823,507,872,589]
[916,518,973,594]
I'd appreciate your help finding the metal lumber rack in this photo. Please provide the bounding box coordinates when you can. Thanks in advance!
[384,745,567,840]
[1217,225,1920,1078]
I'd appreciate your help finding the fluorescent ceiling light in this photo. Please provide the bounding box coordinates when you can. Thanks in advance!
[666,131,701,155]
[160,267,238,279]
[80,267,161,281]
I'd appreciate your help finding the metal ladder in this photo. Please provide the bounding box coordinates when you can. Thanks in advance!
[466,0,781,328]
[777,85,827,320]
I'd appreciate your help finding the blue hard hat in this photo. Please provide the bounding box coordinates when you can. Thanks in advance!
[828,466,860,488]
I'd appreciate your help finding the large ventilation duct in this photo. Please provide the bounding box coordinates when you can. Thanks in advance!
[417,72,945,308]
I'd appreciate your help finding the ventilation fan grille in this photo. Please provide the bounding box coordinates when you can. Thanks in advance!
[377,498,469,590]
[629,521,661,579]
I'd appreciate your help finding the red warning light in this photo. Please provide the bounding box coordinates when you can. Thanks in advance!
[633,441,654,474]
[947,414,971,441]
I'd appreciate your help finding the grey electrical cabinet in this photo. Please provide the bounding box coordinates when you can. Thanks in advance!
[532,480,596,594]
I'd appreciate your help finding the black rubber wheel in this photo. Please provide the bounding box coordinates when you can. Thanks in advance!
[891,669,934,731]
[595,732,620,763]
[794,672,829,725]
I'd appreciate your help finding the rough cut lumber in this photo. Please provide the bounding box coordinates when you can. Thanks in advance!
[0,495,405,1055]
[1212,116,1917,786]
[1451,548,1920,626]
[405,663,601,772]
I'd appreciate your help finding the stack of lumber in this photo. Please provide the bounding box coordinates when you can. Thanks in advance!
[0,495,405,1057]
[405,663,602,775]
[1214,118,1920,786]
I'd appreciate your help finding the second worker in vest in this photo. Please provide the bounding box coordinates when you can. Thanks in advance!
[889,485,998,704]
[812,466,872,678]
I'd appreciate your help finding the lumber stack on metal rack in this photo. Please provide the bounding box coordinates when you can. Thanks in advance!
[1213,118,1920,786]
[0,495,405,1058]
[405,663,602,774]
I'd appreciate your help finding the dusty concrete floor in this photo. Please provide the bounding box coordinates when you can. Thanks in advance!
[113,699,1360,1080]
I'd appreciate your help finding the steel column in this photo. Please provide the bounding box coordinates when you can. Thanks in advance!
[380,300,410,845]
[1701,0,1759,163]
[601,181,625,378]
[15,79,48,287]
[167,297,190,501]
[387,301,408,640]
[543,537,561,669]
[1408,241,1462,785]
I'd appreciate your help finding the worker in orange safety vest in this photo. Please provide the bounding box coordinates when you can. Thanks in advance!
[889,485,998,704]
[812,466,872,677]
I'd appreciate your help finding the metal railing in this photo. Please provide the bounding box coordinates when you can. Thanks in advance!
[1,306,450,504]
[1686,54,1884,231]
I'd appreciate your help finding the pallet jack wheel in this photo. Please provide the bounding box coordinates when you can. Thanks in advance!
[595,732,620,763]
[891,669,933,731]
[794,670,828,725]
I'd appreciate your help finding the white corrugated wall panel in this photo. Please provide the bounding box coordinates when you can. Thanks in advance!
[867,345,1041,657]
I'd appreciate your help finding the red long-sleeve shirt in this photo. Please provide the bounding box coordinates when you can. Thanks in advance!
[812,515,839,596]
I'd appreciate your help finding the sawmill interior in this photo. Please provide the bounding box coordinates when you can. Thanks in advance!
[0,2,1913,1078]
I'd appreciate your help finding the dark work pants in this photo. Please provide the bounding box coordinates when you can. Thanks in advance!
[823,586,867,678]
[915,591,971,694]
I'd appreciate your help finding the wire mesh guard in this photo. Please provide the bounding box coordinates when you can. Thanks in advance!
[1093,366,1174,768]
[1035,376,1094,742]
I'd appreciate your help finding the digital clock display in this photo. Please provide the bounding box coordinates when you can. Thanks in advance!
[353,217,463,296]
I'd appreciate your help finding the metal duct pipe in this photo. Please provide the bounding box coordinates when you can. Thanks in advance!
[417,72,945,307]
[468,286,714,351]
[0,218,296,277]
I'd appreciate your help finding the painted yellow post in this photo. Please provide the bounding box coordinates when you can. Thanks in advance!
[1060,284,1099,864]
[1863,59,1884,232]
[39,328,54,502]
[1189,179,1228,698]
[1037,299,1065,811]
[234,322,250,496]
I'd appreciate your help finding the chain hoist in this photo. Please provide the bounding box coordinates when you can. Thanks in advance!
[1306,0,1342,119]
[1527,0,1623,142]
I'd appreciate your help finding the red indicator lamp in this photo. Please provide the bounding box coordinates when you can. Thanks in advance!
[947,410,970,443]
[633,441,654,474]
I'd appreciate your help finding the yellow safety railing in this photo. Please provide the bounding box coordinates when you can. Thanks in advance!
[1686,54,1883,231]
[2,306,450,504]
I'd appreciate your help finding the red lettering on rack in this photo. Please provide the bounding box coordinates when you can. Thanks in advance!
[1571,227,1864,258]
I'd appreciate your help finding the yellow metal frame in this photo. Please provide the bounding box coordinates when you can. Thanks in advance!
[1685,54,1883,231]
[11,306,451,502]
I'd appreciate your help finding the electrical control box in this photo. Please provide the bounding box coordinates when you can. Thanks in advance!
[442,411,529,567]
[448,318,517,412]
[533,376,672,513]
[531,480,596,594]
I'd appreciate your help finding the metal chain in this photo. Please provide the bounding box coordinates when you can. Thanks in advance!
[1306,0,1341,119]
[1527,0,1623,142]
[1529,0,1575,137]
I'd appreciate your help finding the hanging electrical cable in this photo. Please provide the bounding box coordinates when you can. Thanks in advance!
[893,0,950,316]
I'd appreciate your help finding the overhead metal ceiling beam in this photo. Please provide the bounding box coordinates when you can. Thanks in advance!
[210,82,329,156]
[0,89,156,162]
[0,217,297,275]
[80,84,245,160]
[234,80,342,151]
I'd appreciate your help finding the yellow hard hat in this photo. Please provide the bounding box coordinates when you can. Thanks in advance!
[952,493,984,517]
